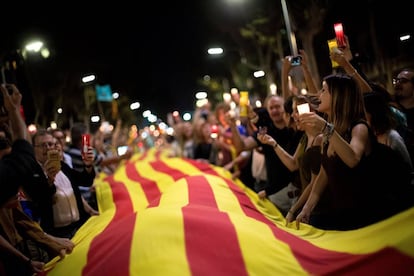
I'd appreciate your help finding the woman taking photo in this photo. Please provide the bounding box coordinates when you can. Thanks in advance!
[294,74,373,230]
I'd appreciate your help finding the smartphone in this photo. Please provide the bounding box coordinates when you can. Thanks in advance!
[297,103,310,115]
[258,126,267,135]
[117,145,128,156]
[334,23,346,48]
[47,150,61,171]
[290,56,302,66]
[81,134,91,158]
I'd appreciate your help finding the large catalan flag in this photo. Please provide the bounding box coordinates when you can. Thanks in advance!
[44,148,414,276]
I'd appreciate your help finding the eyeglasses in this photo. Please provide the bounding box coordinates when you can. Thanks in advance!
[34,142,59,149]
[393,78,411,85]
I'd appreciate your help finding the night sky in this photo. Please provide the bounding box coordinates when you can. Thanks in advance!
[2,1,258,120]
[2,1,412,123]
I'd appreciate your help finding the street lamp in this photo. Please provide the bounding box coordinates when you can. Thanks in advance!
[21,40,50,59]
[207,47,224,55]
[130,101,141,110]
[206,46,240,101]
[82,74,96,83]
[0,39,50,125]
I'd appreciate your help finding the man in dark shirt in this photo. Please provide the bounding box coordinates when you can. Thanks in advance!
[229,95,301,214]
[30,130,96,238]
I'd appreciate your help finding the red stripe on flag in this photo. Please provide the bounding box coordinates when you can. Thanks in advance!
[185,159,220,175]
[183,175,248,276]
[125,161,161,207]
[222,178,414,275]
[138,151,148,161]
[83,175,136,275]
[150,160,188,181]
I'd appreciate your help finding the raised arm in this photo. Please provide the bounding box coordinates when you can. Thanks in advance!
[299,49,319,96]
[257,132,300,172]
[1,84,29,142]
[226,111,257,153]
[330,36,372,93]
[281,56,293,99]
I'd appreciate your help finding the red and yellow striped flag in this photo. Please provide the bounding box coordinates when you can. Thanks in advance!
[44,148,414,276]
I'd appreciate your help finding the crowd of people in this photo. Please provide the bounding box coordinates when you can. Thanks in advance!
[0,85,133,275]
[167,36,414,232]
[1,36,414,275]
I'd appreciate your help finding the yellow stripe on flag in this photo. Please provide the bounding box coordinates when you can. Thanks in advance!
[44,148,414,276]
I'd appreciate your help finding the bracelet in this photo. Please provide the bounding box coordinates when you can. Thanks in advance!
[349,69,357,78]
[323,122,335,139]
[273,142,278,149]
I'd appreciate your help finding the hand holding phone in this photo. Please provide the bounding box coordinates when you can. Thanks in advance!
[81,134,91,159]
[47,149,61,171]
[290,56,302,66]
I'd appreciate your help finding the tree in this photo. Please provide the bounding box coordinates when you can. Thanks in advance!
[289,0,327,87]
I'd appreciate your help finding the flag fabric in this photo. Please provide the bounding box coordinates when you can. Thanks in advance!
[44,148,414,276]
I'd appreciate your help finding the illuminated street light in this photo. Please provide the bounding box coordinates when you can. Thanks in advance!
[196,99,208,108]
[142,110,151,117]
[91,115,100,123]
[195,91,207,99]
[130,102,141,110]
[22,40,50,59]
[25,41,43,52]
[207,47,224,55]
[82,74,96,84]
[253,70,265,78]
[148,114,157,123]
[183,112,192,121]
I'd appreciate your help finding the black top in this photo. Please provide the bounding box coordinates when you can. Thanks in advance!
[253,124,302,195]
